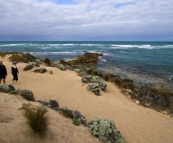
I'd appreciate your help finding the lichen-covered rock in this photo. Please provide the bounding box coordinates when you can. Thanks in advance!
[87,83,100,96]
[0,84,15,93]
[23,63,33,71]
[50,100,59,109]
[88,118,126,143]
[16,89,35,101]
[58,64,66,71]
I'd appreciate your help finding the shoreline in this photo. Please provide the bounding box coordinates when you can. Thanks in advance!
[98,65,173,91]
[1,52,173,143]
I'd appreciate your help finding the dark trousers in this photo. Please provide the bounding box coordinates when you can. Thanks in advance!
[12,73,18,81]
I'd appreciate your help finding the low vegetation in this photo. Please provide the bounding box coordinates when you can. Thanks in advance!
[61,109,74,119]
[8,52,37,63]
[104,74,110,82]
[98,72,104,79]
[114,77,122,88]
[49,70,53,74]
[72,119,80,126]
[43,57,51,66]
[87,68,94,75]
[20,104,49,137]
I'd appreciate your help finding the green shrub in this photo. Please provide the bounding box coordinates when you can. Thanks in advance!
[87,68,94,75]
[122,79,135,90]
[72,119,80,126]
[22,93,35,101]
[0,52,6,58]
[9,91,18,95]
[44,57,51,66]
[49,70,53,74]
[98,72,104,78]
[104,74,110,82]
[62,109,74,119]
[23,53,36,62]
[93,70,99,76]
[9,53,27,63]
[114,77,122,88]
[21,104,49,137]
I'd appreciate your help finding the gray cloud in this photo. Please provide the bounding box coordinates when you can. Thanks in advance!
[0,0,173,41]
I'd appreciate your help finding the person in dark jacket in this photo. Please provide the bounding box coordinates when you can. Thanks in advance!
[0,61,7,84]
[11,62,19,84]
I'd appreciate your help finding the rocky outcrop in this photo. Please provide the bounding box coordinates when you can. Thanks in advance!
[0,84,15,93]
[88,118,126,143]
[129,87,173,113]
[59,53,103,66]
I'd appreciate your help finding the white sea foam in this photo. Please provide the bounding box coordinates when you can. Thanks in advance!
[111,44,154,49]
[30,51,81,55]
[1,44,23,46]
[101,59,107,62]
[111,44,173,49]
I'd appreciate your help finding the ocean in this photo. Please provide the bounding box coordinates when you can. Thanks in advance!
[0,41,173,90]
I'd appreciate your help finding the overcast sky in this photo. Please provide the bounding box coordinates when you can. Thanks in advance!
[0,0,173,41]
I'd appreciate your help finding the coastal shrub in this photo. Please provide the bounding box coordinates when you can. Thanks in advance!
[114,77,122,88]
[104,74,110,82]
[72,119,80,126]
[43,57,51,66]
[62,109,74,119]
[16,89,35,101]
[0,52,6,58]
[49,70,53,74]
[9,53,27,63]
[23,53,36,62]
[21,104,49,137]
[87,68,94,75]
[122,79,135,90]
[98,72,104,79]
[93,70,99,76]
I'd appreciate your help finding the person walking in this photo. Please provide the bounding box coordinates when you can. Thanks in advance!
[0,61,7,84]
[11,62,19,84]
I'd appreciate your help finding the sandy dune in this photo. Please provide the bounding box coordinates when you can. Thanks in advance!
[0,56,173,143]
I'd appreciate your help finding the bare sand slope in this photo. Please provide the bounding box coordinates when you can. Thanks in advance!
[1,57,173,143]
